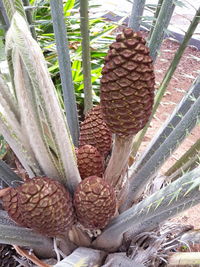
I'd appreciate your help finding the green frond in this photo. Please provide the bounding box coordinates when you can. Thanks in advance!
[6,12,81,191]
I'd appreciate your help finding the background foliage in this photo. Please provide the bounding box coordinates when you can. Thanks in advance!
[29,0,118,110]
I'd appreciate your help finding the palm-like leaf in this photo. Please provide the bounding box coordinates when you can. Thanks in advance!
[2,0,26,22]
[5,12,81,192]
[131,6,200,157]
[50,0,79,145]
[94,167,200,250]
[165,138,200,180]
[0,74,42,177]
[124,77,200,207]
[132,75,200,176]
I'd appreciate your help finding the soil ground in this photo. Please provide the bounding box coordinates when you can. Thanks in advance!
[139,36,200,228]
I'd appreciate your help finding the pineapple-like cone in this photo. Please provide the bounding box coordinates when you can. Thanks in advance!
[100,28,155,189]
[79,105,112,157]
[73,176,117,229]
[1,177,76,237]
[76,145,104,179]
[100,27,155,136]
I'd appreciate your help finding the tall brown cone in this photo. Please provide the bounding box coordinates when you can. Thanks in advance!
[76,145,104,179]
[79,105,112,157]
[73,176,117,229]
[2,177,76,237]
[100,28,155,136]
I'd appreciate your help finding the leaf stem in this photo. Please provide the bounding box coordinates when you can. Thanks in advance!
[128,0,146,31]
[0,223,54,258]
[80,0,93,114]
[166,138,200,177]
[148,0,175,61]
[148,0,163,39]
[22,0,37,39]
[105,135,133,188]
[50,0,79,146]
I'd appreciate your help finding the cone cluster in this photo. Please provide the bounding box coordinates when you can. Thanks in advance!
[77,104,112,180]
[2,175,117,234]
[2,28,155,235]
[76,105,116,227]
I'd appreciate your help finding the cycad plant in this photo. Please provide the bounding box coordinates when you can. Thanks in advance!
[0,0,200,266]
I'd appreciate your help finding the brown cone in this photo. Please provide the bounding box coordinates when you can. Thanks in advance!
[100,28,155,136]
[79,105,112,157]
[76,145,104,179]
[2,177,76,237]
[73,176,117,229]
